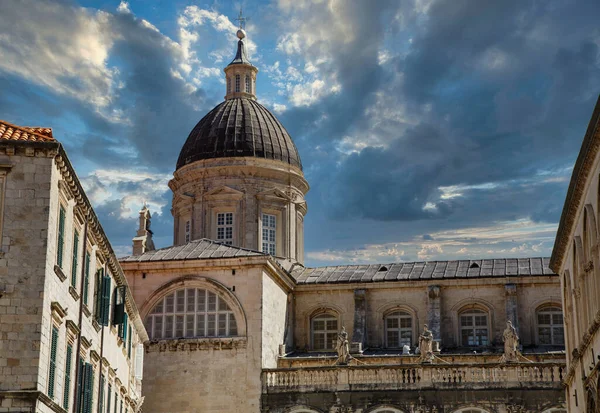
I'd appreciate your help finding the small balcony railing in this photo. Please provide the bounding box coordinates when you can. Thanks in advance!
[261,362,564,393]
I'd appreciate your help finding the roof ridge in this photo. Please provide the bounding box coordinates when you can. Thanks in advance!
[0,119,55,142]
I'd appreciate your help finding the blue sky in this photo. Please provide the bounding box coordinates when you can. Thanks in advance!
[0,0,599,266]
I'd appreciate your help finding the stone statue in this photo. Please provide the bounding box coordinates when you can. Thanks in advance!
[418,324,434,363]
[134,396,145,413]
[336,326,351,365]
[402,344,411,355]
[501,321,520,362]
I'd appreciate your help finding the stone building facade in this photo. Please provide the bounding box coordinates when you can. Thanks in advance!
[551,95,600,412]
[0,121,148,413]
[120,28,568,413]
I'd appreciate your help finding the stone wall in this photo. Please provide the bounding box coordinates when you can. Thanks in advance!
[261,271,288,368]
[293,276,561,351]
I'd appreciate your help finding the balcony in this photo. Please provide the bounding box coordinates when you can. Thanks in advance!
[262,361,565,394]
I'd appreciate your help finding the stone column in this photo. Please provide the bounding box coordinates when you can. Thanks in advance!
[350,289,366,354]
[427,285,441,349]
[505,283,518,331]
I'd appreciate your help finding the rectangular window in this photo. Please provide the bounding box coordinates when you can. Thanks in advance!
[112,286,126,326]
[185,220,191,243]
[107,384,112,413]
[63,343,72,409]
[77,361,94,413]
[262,213,276,256]
[128,326,132,358]
[95,271,111,326]
[71,230,79,287]
[48,325,59,398]
[245,76,250,93]
[57,205,66,268]
[99,374,105,413]
[235,74,240,92]
[216,212,234,245]
[83,251,91,305]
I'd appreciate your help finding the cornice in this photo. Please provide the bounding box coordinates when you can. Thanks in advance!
[551,95,600,273]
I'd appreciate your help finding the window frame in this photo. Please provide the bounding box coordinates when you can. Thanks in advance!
[261,212,277,256]
[384,311,413,349]
[310,312,339,351]
[235,74,240,93]
[215,211,235,245]
[145,288,239,340]
[536,304,565,346]
[458,307,490,347]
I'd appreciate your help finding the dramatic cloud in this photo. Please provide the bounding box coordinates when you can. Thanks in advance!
[0,0,598,263]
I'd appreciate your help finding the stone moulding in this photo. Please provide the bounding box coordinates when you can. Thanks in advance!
[145,337,248,353]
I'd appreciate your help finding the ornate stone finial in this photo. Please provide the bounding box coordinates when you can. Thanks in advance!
[335,326,351,365]
[501,320,520,362]
[418,324,434,363]
[132,204,155,256]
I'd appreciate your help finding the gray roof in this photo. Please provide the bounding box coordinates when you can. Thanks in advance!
[120,239,264,263]
[228,39,252,66]
[291,258,555,285]
[176,98,303,170]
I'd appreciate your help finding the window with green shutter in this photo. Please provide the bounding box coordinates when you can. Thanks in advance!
[114,393,118,413]
[76,361,94,413]
[106,383,112,413]
[57,206,66,268]
[112,286,126,326]
[101,275,111,326]
[119,313,128,343]
[120,399,123,413]
[99,374,105,413]
[71,230,79,287]
[127,326,132,358]
[63,343,72,409]
[83,252,91,305]
[48,325,59,398]
[94,269,104,322]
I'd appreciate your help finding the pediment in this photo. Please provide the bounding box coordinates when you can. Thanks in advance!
[204,186,244,200]
[256,188,292,202]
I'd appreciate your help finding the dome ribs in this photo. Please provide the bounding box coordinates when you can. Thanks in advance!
[175,98,302,170]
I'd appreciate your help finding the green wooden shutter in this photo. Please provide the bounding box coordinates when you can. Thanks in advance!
[99,374,105,413]
[48,326,58,398]
[94,269,104,322]
[106,384,111,413]
[84,363,94,413]
[121,313,128,343]
[71,230,79,287]
[113,286,125,326]
[63,343,72,409]
[114,393,118,413]
[120,399,123,413]
[57,206,65,268]
[83,252,91,305]
[101,276,112,326]
[76,358,83,413]
[127,326,132,358]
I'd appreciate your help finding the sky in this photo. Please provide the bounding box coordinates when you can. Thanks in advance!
[0,0,599,267]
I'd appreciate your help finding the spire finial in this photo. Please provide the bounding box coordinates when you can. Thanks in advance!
[235,7,247,30]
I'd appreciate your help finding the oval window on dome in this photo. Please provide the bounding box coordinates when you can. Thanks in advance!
[145,288,238,340]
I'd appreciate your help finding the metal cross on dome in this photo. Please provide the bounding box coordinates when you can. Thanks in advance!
[235,7,248,30]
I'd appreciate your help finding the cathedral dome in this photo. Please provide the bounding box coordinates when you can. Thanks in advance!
[176,98,302,170]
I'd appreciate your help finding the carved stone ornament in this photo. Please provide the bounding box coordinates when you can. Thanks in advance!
[501,321,520,363]
[335,326,351,365]
[584,260,594,273]
[418,325,435,363]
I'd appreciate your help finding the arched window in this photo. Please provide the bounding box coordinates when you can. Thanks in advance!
[146,288,238,339]
[452,409,490,413]
[369,408,404,413]
[384,311,412,348]
[235,74,240,92]
[459,308,489,346]
[245,75,250,93]
[311,313,338,350]
[537,305,564,345]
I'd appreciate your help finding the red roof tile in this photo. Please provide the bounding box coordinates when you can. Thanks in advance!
[0,120,55,142]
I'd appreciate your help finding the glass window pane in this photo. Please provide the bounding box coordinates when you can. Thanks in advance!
[218,313,227,336]
[218,297,228,311]
[196,313,205,337]
[165,294,174,313]
[185,314,194,337]
[387,331,399,348]
[229,315,237,336]
[207,314,216,336]
[176,290,185,312]
[208,292,216,311]
[197,290,206,312]
[187,289,195,312]
[154,316,163,339]
[164,315,173,338]
[175,315,184,337]
[539,327,551,344]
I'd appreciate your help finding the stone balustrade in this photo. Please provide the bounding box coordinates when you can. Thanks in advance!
[262,362,564,393]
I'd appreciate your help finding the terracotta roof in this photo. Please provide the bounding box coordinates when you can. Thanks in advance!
[550,95,600,272]
[292,258,556,284]
[0,120,55,142]
[120,238,265,262]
